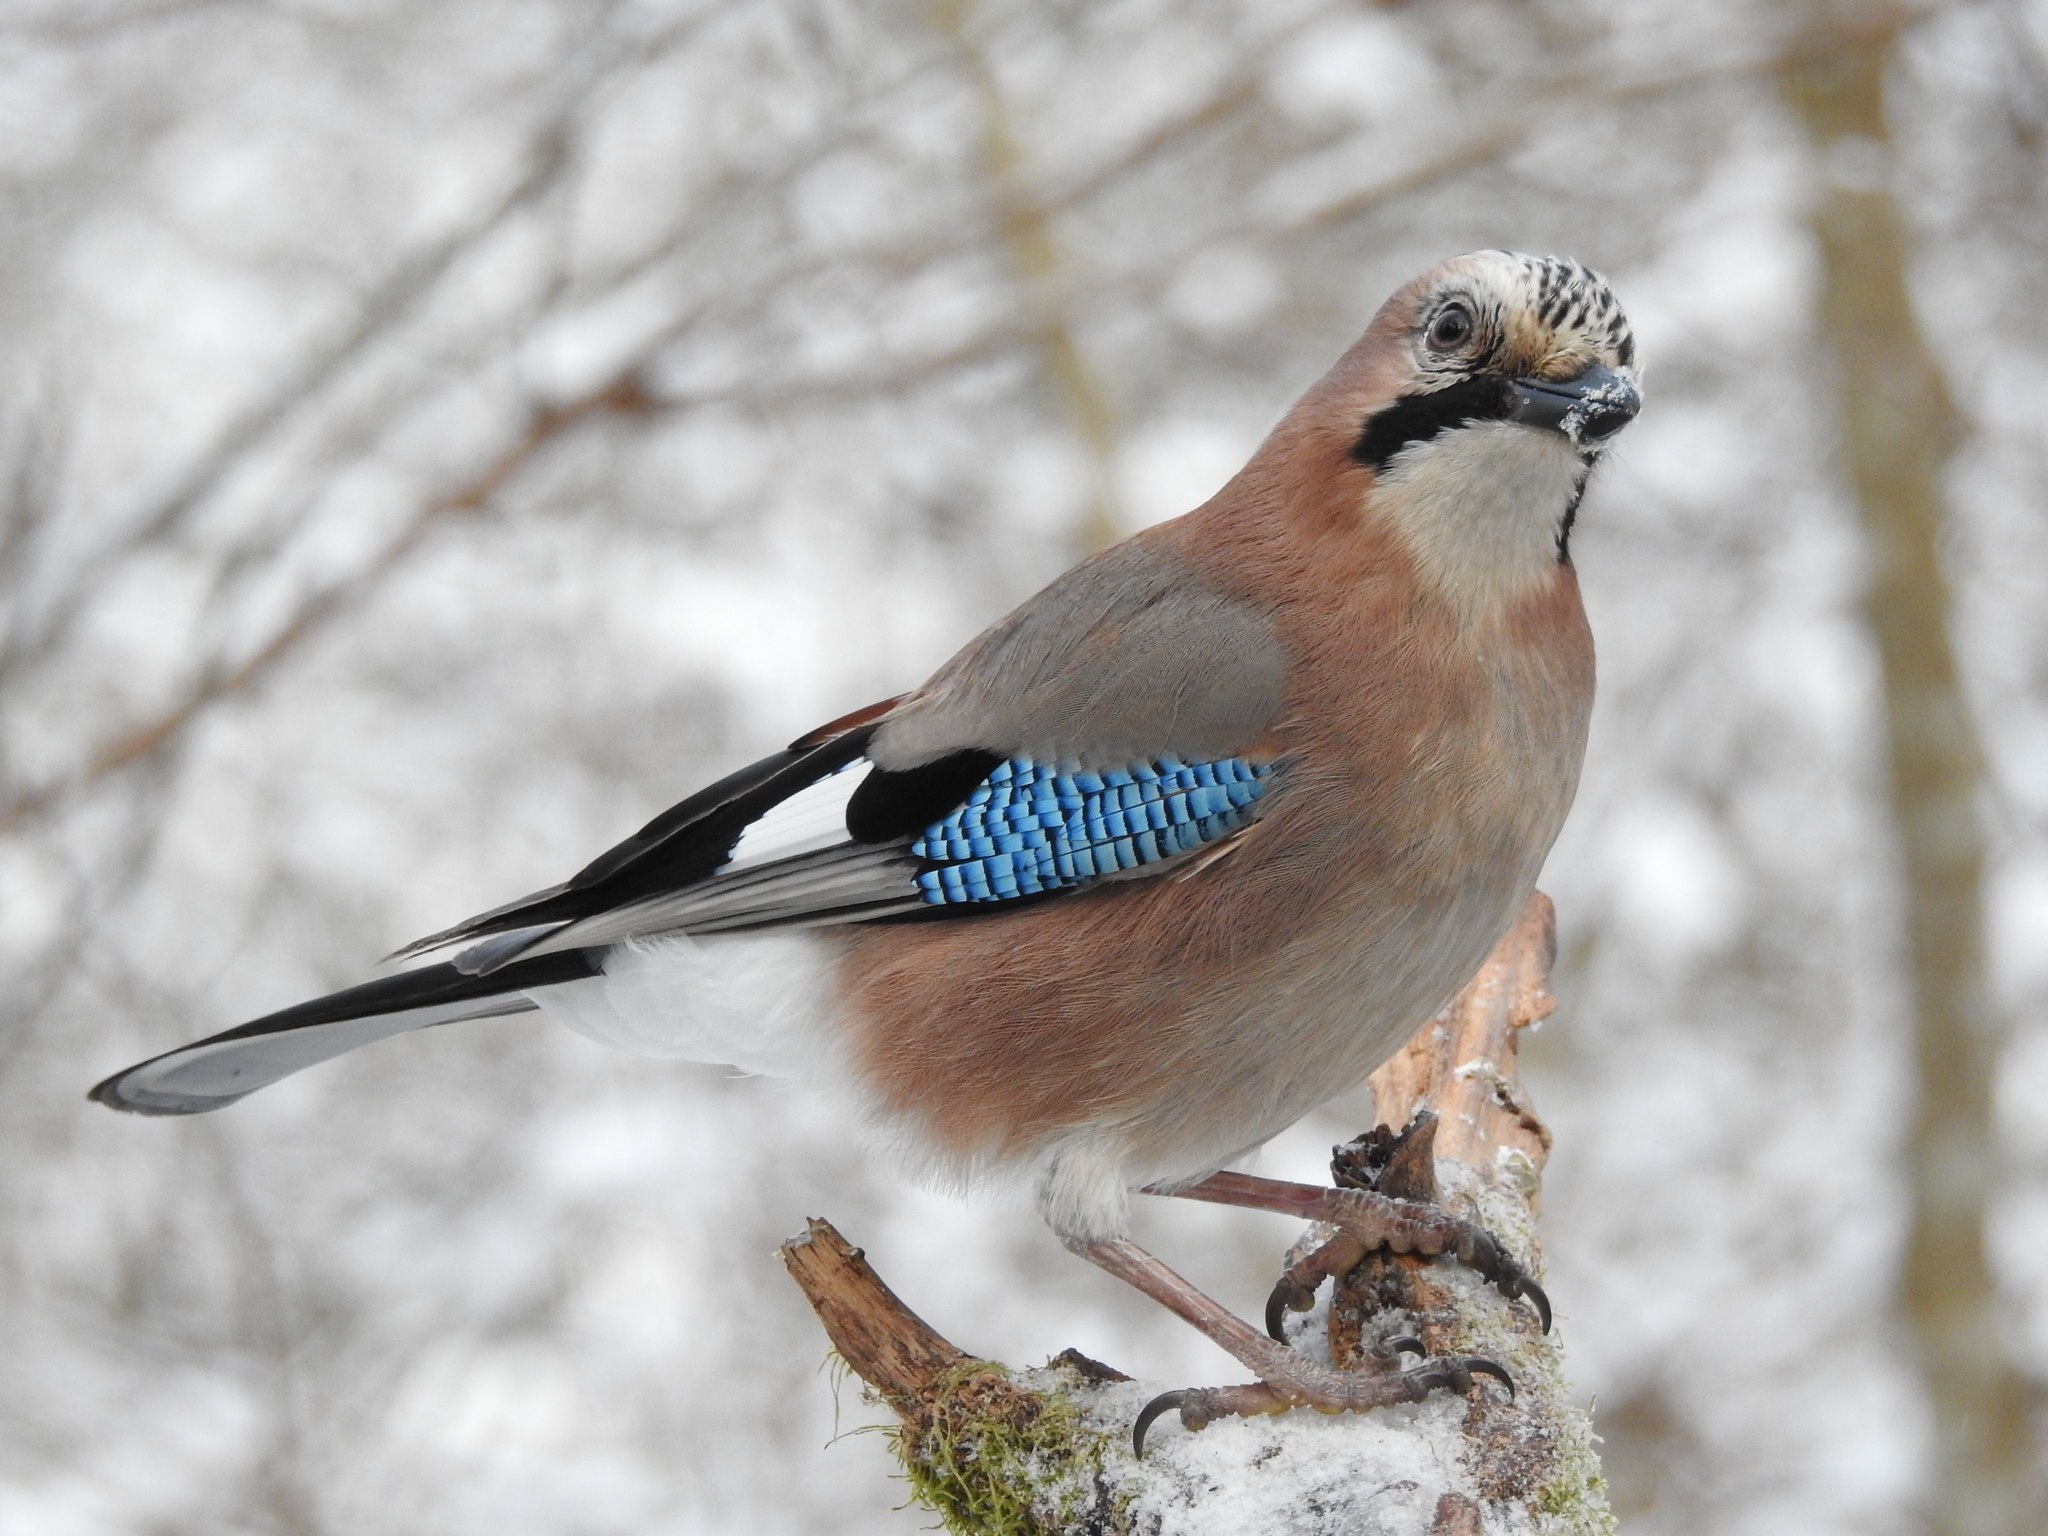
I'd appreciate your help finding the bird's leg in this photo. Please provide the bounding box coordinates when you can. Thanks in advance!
[1065,1234,1509,1454]
[1155,1164,1552,1335]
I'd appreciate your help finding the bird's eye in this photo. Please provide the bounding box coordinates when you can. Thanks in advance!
[1426,304,1474,352]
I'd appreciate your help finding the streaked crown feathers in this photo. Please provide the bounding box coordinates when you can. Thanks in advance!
[1412,250,1636,386]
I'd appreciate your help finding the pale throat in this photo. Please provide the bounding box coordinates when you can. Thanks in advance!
[1370,421,1586,625]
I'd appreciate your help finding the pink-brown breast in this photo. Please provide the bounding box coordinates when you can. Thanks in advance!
[829,485,1594,1185]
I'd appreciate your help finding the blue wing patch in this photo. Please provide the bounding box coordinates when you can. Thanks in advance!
[909,756,1273,906]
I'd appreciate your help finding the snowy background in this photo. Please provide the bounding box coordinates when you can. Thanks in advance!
[3,1,2045,1532]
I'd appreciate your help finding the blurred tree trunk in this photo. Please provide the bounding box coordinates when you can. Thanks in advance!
[1785,14,2039,1534]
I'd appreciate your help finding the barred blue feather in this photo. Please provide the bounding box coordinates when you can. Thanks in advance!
[909,756,1273,906]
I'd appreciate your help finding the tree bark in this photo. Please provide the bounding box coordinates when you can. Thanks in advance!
[781,892,1613,1534]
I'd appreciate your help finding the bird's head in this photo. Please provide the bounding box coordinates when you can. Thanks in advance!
[1295,251,1641,603]
[1353,250,1639,470]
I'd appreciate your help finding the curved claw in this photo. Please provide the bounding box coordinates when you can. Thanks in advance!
[1264,1287,1291,1343]
[1461,1226,1552,1334]
[1380,1335,1426,1360]
[1265,1278,1317,1342]
[1133,1389,1190,1457]
[1463,1356,1516,1400]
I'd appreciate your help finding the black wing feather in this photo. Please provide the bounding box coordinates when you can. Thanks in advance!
[845,748,1003,843]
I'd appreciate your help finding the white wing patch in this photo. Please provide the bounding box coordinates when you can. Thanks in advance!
[718,759,873,874]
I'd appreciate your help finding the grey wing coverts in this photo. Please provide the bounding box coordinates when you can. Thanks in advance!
[872,539,1286,768]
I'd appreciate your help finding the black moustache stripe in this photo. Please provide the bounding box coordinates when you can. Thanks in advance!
[1349,375,1515,473]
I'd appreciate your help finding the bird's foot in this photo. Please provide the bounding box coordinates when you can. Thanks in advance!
[1133,1333,1511,1455]
[1262,1188,1550,1338]
[1260,1115,1550,1340]
[1115,1120,1547,1454]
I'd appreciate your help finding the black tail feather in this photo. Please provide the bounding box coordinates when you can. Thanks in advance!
[89,949,602,1116]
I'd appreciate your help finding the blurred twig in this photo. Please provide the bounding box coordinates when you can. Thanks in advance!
[0,372,656,837]
[0,0,697,688]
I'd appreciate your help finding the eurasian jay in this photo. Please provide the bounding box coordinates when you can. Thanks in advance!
[91,250,1640,1445]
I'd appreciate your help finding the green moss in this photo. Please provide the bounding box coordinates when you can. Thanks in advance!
[1529,1420,1618,1536]
[895,1360,1134,1536]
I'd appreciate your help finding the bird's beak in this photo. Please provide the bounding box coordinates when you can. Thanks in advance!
[1508,364,1640,446]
